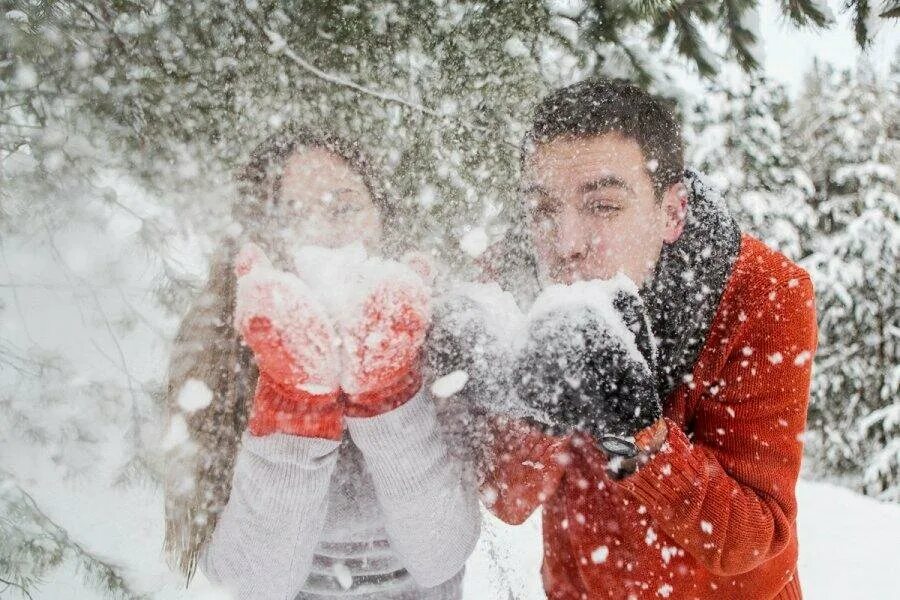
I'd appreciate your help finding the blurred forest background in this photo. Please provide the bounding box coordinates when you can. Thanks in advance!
[1,1,898,598]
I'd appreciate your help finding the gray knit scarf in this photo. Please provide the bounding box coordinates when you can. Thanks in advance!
[638,169,742,400]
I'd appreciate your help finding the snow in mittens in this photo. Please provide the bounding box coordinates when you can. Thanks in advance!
[291,242,430,327]
[234,243,341,391]
[291,243,432,394]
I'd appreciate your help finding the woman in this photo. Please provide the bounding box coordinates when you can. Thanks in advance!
[163,126,480,600]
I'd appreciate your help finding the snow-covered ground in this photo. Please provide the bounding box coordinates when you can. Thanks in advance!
[10,468,899,599]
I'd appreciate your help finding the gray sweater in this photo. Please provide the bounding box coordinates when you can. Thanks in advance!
[198,391,480,600]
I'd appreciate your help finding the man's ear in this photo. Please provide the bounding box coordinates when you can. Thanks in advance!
[661,182,687,244]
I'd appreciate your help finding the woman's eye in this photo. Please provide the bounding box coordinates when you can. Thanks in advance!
[332,203,362,216]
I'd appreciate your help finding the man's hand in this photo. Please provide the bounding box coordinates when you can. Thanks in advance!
[512,287,662,459]
[425,283,522,414]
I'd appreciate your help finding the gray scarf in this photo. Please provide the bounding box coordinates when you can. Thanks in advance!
[639,169,742,400]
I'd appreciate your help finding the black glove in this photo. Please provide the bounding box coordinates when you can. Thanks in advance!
[425,292,509,412]
[512,288,661,456]
[425,289,526,467]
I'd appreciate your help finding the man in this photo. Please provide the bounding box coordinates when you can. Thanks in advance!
[481,78,818,599]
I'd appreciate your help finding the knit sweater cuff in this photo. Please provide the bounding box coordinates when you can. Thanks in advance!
[240,428,341,466]
[345,390,443,497]
[616,417,707,512]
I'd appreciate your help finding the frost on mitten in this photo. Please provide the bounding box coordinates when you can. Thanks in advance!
[339,255,432,417]
[234,243,343,438]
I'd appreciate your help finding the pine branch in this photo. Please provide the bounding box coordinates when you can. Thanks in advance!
[722,0,762,72]
[0,575,34,600]
[0,470,148,599]
[846,0,873,47]
[251,20,521,151]
[666,5,719,77]
[780,0,835,26]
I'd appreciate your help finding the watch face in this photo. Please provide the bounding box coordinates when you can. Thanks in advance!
[600,435,639,459]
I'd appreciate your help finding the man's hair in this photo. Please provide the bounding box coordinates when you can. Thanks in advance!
[524,78,684,197]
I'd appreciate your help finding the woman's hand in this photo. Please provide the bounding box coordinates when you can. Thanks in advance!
[234,243,343,439]
[339,256,432,417]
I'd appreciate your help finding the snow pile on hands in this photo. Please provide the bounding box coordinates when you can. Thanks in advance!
[235,241,432,395]
[428,273,653,425]
[522,273,653,368]
[234,242,342,393]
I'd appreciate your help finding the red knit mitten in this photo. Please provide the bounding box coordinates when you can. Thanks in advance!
[234,243,343,439]
[340,256,431,417]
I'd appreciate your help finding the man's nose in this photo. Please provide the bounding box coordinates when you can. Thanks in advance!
[555,208,591,259]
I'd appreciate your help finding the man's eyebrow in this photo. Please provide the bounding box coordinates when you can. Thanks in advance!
[578,176,634,195]
[520,184,552,197]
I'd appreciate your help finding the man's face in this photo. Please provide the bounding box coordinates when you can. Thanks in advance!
[522,132,686,287]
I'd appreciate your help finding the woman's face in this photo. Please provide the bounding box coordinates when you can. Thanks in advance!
[276,147,383,250]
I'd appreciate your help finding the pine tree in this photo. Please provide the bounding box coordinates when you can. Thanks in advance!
[792,57,900,497]
[1,469,148,599]
[0,171,189,596]
[3,1,889,238]
[685,70,816,260]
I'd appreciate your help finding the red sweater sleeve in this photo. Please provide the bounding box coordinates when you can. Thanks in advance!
[479,417,570,525]
[617,275,818,576]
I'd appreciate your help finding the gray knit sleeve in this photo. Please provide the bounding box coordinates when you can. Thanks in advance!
[345,391,481,588]
[198,430,340,600]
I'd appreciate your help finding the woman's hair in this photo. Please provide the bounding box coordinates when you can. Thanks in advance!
[232,125,397,247]
[163,125,391,582]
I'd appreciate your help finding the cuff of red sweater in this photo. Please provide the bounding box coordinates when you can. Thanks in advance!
[615,418,708,512]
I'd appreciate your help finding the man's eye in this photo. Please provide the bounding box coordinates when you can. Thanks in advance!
[587,200,621,214]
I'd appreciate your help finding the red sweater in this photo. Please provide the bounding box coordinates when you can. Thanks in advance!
[484,234,819,600]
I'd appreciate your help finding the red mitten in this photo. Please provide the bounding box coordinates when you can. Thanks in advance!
[234,243,343,439]
[340,255,431,417]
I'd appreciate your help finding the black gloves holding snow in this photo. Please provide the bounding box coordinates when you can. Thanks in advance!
[512,289,661,454]
[426,293,507,411]
[426,283,662,462]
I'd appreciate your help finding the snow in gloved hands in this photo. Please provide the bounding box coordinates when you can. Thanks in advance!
[425,273,661,445]
[425,282,536,418]
[235,242,431,392]
[511,273,662,442]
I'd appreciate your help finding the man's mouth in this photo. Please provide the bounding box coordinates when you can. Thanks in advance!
[552,264,584,284]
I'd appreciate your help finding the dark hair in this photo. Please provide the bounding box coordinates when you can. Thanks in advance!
[232,123,395,233]
[524,78,684,198]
